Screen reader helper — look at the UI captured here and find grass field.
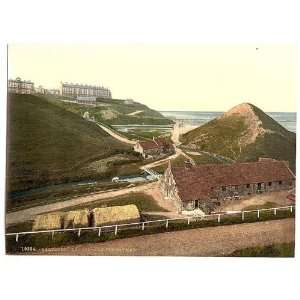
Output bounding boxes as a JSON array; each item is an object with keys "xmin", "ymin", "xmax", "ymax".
[
  {"xmin": 42, "ymin": 95, "xmax": 173, "ymax": 125},
  {"xmin": 6, "ymin": 94, "xmax": 131, "ymax": 195},
  {"xmin": 229, "ymin": 242, "xmax": 295, "ymax": 257},
  {"xmin": 53, "ymin": 192, "xmax": 169, "ymax": 213}
]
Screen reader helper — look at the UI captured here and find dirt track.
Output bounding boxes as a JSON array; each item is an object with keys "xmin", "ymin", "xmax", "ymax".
[
  {"xmin": 35, "ymin": 218, "xmax": 295, "ymax": 256},
  {"xmin": 6, "ymin": 182, "xmax": 160, "ymax": 225}
]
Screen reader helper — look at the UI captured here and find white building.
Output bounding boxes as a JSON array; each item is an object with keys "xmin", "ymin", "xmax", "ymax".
[
  {"xmin": 60, "ymin": 82, "xmax": 112, "ymax": 99},
  {"xmin": 76, "ymin": 96, "xmax": 97, "ymax": 106},
  {"xmin": 35, "ymin": 85, "xmax": 47, "ymax": 95},
  {"xmin": 8, "ymin": 77, "xmax": 35, "ymax": 94},
  {"xmin": 48, "ymin": 89, "xmax": 60, "ymax": 96}
]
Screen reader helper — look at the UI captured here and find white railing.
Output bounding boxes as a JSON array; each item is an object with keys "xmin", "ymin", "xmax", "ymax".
[{"xmin": 6, "ymin": 205, "xmax": 295, "ymax": 242}]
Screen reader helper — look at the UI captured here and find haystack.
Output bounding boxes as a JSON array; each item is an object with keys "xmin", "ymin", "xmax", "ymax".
[
  {"xmin": 32, "ymin": 213, "xmax": 63, "ymax": 231},
  {"xmin": 63, "ymin": 209, "xmax": 89, "ymax": 228},
  {"xmin": 92, "ymin": 204, "xmax": 140, "ymax": 227}
]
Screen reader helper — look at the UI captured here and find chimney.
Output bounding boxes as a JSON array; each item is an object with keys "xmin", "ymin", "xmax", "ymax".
[
  {"xmin": 184, "ymin": 160, "xmax": 193, "ymax": 169},
  {"xmin": 258, "ymin": 157, "xmax": 276, "ymax": 162}
]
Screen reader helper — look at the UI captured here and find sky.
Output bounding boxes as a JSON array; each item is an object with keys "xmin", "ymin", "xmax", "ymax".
[{"xmin": 8, "ymin": 44, "xmax": 297, "ymax": 112}]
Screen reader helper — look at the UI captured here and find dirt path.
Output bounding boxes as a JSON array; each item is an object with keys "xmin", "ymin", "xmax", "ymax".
[
  {"xmin": 96, "ymin": 122, "xmax": 136, "ymax": 145},
  {"xmin": 127, "ymin": 110, "xmax": 144, "ymax": 116},
  {"xmin": 34, "ymin": 218, "xmax": 295, "ymax": 256},
  {"xmin": 140, "ymin": 148, "xmax": 181, "ymax": 170},
  {"xmin": 217, "ymin": 190, "xmax": 294, "ymax": 212},
  {"xmin": 6, "ymin": 182, "xmax": 160, "ymax": 226},
  {"xmin": 143, "ymin": 181, "xmax": 178, "ymax": 213},
  {"xmin": 171, "ymin": 121, "xmax": 181, "ymax": 145}
]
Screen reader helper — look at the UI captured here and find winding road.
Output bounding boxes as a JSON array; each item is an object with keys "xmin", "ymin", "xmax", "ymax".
[
  {"xmin": 95, "ymin": 122, "xmax": 136, "ymax": 145},
  {"xmin": 6, "ymin": 182, "xmax": 159, "ymax": 226}
]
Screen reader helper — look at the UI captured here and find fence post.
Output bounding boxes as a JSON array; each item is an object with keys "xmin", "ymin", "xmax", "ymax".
[
  {"xmin": 242, "ymin": 211, "xmax": 245, "ymax": 221},
  {"xmin": 142, "ymin": 222, "xmax": 145, "ymax": 230},
  {"xmin": 257, "ymin": 210, "xmax": 260, "ymax": 219},
  {"xmin": 98, "ymin": 228, "xmax": 101, "ymax": 237},
  {"xmin": 16, "ymin": 234, "xmax": 18, "ymax": 243},
  {"xmin": 166, "ymin": 219, "xmax": 169, "ymax": 229},
  {"xmin": 274, "ymin": 208, "xmax": 277, "ymax": 215},
  {"xmin": 187, "ymin": 218, "xmax": 190, "ymax": 225},
  {"xmin": 290, "ymin": 206, "xmax": 293, "ymax": 213},
  {"xmin": 217, "ymin": 214, "xmax": 221, "ymax": 223},
  {"xmin": 78, "ymin": 229, "xmax": 81, "ymax": 237},
  {"xmin": 115, "ymin": 225, "xmax": 118, "ymax": 236},
  {"xmin": 52, "ymin": 231, "xmax": 55, "ymax": 240}
]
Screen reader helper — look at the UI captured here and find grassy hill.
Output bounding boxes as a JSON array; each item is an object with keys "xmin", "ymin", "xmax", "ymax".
[
  {"xmin": 181, "ymin": 103, "xmax": 296, "ymax": 172},
  {"xmin": 42, "ymin": 95, "xmax": 173, "ymax": 125},
  {"xmin": 6, "ymin": 94, "xmax": 132, "ymax": 193}
]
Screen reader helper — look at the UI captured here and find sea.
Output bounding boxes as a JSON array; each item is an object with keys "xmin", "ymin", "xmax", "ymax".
[{"xmin": 160, "ymin": 111, "xmax": 297, "ymax": 133}]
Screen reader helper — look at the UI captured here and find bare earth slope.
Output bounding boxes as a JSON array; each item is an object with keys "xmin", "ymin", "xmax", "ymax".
[{"xmin": 181, "ymin": 103, "xmax": 296, "ymax": 171}]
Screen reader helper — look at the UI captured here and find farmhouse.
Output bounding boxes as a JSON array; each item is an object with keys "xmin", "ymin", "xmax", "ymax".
[
  {"xmin": 134, "ymin": 137, "xmax": 174, "ymax": 159},
  {"xmin": 160, "ymin": 158, "xmax": 295, "ymax": 213}
]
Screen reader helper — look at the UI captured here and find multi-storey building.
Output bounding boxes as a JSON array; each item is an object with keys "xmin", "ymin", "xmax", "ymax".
[
  {"xmin": 60, "ymin": 82, "xmax": 112, "ymax": 99},
  {"xmin": 8, "ymin": 77, "xmax": 35, "ymax": 94}
]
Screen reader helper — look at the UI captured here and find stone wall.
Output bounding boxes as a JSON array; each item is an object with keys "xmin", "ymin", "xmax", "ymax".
[{"xmin": 161, "ymin": 164, "xmax": 295, "ymax": 213}]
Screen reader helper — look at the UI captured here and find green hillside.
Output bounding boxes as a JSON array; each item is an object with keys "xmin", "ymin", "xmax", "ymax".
[
  {"xmin": 42, "ymin": 95, "xmax": 173, "ymax": 125},
  {"xmin": 181, "ymin": 103, "xmax": 296, "ymax": 171},
  {"xmin": 6, "ymin": 94, "xmax": 131, "ymax": 193}
]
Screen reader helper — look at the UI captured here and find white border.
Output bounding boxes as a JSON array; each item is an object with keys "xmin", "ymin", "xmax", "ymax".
[{"xmin": 1, "ymin": 1, "xmax": 300, "ymax": 300}]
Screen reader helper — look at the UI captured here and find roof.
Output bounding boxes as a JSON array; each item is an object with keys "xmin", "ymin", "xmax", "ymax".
[
  {"xmin": 171, "ymin": 160, "xmax": 295, "ymax": 202},
  {"xmin": 138, "ymin": 138, "xmax": 171, "ymax": 151}
]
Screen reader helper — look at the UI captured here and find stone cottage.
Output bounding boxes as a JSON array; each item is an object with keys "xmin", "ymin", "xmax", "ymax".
[
  {"xmin": 134, "ymin": 137, "xmax": 174, "ymax": 159},
  {"xmin": 160, "ymin": 158, "xmax": 295, "ymax": 213}
]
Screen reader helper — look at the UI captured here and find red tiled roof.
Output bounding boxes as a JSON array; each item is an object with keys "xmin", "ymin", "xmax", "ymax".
[
  {"xmin": 138, "ymin": 140, "xmax": 161, "ymax": 150},
  {"xmin": 138, "ymin": 138, "xmax": 171, "ymax": 151},
  {"xmin": 171, "ymin": 160, "xmax": 295, "ymax": 202}
]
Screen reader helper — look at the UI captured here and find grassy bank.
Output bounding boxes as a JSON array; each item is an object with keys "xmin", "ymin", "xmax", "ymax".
[
  {"xmin": 6, "ymin": 94, "xmax": 130, "ymax": 194},
  {"xmin": 43, "ymin": 95, "xmax": 173, "ymax": 126},
  {"xmin": 229, "ymin": 242, "xmax": 295, "ymax": 257}
]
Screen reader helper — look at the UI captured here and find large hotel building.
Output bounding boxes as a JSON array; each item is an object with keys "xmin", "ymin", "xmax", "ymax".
[
  {"xmin": 60, "ymin": 82, "xmax": 112, "ymax": 99},
  {"xmin": 8, "ymin": 77, "xmax": 35, "ymax": 94}
]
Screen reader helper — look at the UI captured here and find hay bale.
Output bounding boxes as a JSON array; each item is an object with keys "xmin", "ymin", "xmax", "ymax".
[
  {"xmin": 92, "ymin": 204, "xmax": 140, "ymax": 227},
  {"xmin": 63, "ymin": 209, "xmax": 89, "ymax": 228},
  {"xmin": 32, "ymin": 213, "xmax": 63, "ymax": 231}
]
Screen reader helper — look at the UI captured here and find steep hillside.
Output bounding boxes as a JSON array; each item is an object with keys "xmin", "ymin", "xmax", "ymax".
[
  {"xmin": 6, "ymin": 94, "xmax": 131, "ymax": 193},
  {"xmin": 43, "ymin": 95, "xmax": 173, "ymax": 125},
  {"xmin": 181, "ymin": 103, "xmax": 296, "ymax": 171}
]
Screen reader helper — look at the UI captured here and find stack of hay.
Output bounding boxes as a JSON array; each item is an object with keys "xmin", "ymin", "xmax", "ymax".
[
  {"xmin": 93, "ymin": 204, "xmax": 140, "ymax": 227},
  {"xmin": 63, "ymin": 209, "xmax": 90, "ymax": 228},
  {"xmin": 32, "ymin": 213, "xmax": 63, "ymax": 231}
]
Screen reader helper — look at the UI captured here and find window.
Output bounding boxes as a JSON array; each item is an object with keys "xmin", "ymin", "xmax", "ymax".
[
  {"xmin": 235, "ymin": 186, "xmax": 238, "ymax": 191},
  {"xmin": 222, "ymin": 186, "xmax": 226, "ymax": 191},
  {"xmin": 268, "ymin": 182, "xmax": 272, "ymax": 186},
  {"xmin": 246, "ymin": 184, "xmax": 250, "ymax": 188},
  {"xmin": 279, "ymin": 181, "xmax": 282, "ymax": 185}
]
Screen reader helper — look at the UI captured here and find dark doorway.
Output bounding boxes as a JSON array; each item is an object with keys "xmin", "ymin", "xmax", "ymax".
[{"xmin": 195, "ymin": 200, "xmax": 199, "ymax": 209}]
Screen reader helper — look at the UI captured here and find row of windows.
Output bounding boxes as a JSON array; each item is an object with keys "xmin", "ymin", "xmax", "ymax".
[
  {"xmin": 9, "ymin": 83, "xmax": 33, "ymax": 89},
  {"xmin": 63, "ymin": 88, "xmax": 110, "ymax": 96},
  {"xmin": 221, "ymin": 181, "xmax": 289, "ymax": 191}
]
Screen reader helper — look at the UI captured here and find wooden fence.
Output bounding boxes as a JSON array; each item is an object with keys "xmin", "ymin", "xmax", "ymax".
[{"xmin": 6, "ymin": 205, "xmax": 295, "ymax": 243}]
